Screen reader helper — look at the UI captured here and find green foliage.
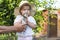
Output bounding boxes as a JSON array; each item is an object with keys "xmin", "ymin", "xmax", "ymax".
[
  {"xmin": 0, "ymin": 0, "xmax": 20, "ymax": 40},
  {"xmin": 0, "ymin": 0, "xmax": 20, "ymax": 26},
  {"xmin": 0, "ymin": 33, "xmax": 17, "ymax": 40}
]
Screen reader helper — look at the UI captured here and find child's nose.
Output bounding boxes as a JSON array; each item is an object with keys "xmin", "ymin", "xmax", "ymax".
[
  {"xmin": 25, "ymin": 10, "xmax": 28, "ymax": 12},
  {"xmin": 24, "ymin": 9, "xmax": 29, "ymax": 14}
]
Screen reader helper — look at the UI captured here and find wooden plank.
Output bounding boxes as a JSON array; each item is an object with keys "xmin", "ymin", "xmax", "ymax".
[{"xmin": 48, "ymin": 14, "xmax": 57, "ymax": 37}]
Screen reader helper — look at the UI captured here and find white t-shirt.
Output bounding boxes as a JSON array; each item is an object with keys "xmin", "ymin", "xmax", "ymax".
[{"xmin": 14, "ymin": 15, "xmax": 36, "ymax": 37}]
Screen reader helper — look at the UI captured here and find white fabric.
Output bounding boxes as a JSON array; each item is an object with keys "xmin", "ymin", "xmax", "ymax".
[
  {"xmin": 14, "ymin": 15, "xmax": 36, "ymax": 40},
  {"xmin": 17, "ymin": 36, "xmax": 33, "ymax": 40},
  {"xmin": 14, "ymin": 15, "xmax": 22, "ymax": 23},
  {"xmin": 24, "ymin": 16, "xmax": 36, "ymax": 36}
]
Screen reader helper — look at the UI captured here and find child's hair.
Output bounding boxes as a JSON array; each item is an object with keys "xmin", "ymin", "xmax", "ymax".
[{"xmin": 19, "ymin": 3, "xmax": 31, "ymax": 15}]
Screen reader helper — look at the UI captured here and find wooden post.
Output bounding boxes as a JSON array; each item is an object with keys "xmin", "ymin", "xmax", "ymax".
[{"xmin": 48, "ymin": 14, "xmax": 57, "ymax": 37}]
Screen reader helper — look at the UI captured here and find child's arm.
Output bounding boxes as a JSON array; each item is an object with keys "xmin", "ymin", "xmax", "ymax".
[
  {"xmin": 27, "ymin": 21, "xmax": 36, "ymax": 29},
  {"xmin": 26, "ymin": 17, "xmax": 36, "ymax": 29}
]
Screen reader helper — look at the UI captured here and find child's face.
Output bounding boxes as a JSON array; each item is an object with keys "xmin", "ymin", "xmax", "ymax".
[{"xmin": 20, "ymin": 6, "xmax": 31, "ymax": 16}]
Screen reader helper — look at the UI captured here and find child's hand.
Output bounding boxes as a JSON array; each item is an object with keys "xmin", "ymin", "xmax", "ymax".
[{"xmin": 26, "ymin": 18, "xmax": 28, "ymax": 25}]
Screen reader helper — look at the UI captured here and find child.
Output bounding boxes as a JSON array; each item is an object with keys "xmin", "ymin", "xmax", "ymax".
[{"xmin": 14, "ymin": 1, "xmax": 36, "ymax": 40}]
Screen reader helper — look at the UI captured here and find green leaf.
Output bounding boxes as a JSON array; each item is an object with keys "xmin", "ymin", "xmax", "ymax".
[{"xmin": 0, "ymin": 0, "xmax": 3, "ymax": 4}]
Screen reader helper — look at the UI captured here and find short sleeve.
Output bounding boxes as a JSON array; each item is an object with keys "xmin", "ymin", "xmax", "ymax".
[
  {"xmin": 14, "ymin": 15, "xmax": 22, "ymax": 24},
  {"xmin": 28, "ymin": 16, "xmax": 36, "ymax": 25}
]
